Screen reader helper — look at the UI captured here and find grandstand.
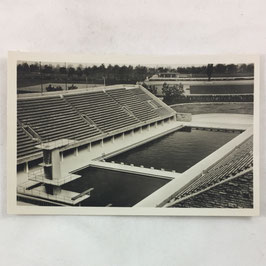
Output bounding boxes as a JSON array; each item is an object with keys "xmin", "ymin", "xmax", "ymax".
[
  {"xmin": 16, "ymin": 84, "xmax": 254, "ymax": 208},
  {"xmin": 165, "ymin": 136, "xmax": 253, "ymax": 207},
  {"xmin": 17, "ymin": 85, "xmax": 174, "ymax": 163}
]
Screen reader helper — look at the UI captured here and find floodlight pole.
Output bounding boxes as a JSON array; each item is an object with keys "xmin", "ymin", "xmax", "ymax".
[
  {"xmin": 40, "ymin": 62, "xmax": 43, "ymax": 94},
  {"xmin": 65, "ymin": 62, "xmax": 68, "ymax": 91}
]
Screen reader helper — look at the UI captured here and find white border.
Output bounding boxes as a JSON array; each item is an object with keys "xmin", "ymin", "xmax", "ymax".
[{"xmin": 7, "ymin": 51, "xmax": 260, "ymax": 216}]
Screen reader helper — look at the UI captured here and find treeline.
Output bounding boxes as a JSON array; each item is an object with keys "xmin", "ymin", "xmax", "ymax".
[
  {"xmin": 175, "ymin": 63, "xmax": 254, "ymax": 75},
  {"xmin": 17, "ymin": 62, "xmax": 254, "ymax": 88}
]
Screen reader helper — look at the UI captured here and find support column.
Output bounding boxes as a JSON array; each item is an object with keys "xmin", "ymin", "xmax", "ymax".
[
  {"xmin": 112, "ymin": 136, "xmax": 115, "ymax": 143},
  {"xmin": 132, "ymin": 130, "xmax": 134, "ymax": 136},
  {"xmin": 88, "ymin": 142, "xmax": 91, "ymax": 151},
  {"xmin": 122, "ymin": 133, "xmax": 125, "ymax": 140},
  {"xmin": 155, "ymin": 122, "xmax": 157, "ymax": 128},
  {"xmin": 75, "ymin": 148, "xmax": 79, "ymax": 156},
  {"xmin": 25, "ymin": 162, "xmax": 29, "ymax": 173},
  {"xmin": 148, "ymin": 124, "xmax": 150, "ymax": 131},
  {"xmin": 60, "ymin": 152, "xmax": 64, "ymax": 162},
  {"xmin": 140, "ymin": 127, "xmax": 143, "ymax": 133},
  {"xmin": 101, "ymin": 139, "xmax": 104, "ymax": 147}
]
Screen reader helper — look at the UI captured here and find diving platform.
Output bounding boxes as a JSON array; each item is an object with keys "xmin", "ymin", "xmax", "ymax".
[
  {"xmin": 35, "ymin": 138, "xmax": 76, "ymax": 150},
  {"xmin": 89, "ymin": 160, "xmax": 180, "ymax": 180},
  {"xmin": 17, "ymin": 185, "xmax": 92, "ymax": 205},
  {"xmin": 28, "ymin": 169, "xmax": 81, "ymax": 186}
]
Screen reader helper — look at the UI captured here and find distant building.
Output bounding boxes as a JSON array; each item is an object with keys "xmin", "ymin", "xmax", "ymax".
[{"xmin": 147, "ymin": 72, "xmax": 193, "ymax": 81}]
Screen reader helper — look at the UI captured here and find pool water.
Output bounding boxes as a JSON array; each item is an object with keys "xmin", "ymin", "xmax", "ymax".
[
  {"xmin": 62, "ymin": 167, "xmax": 169, "ymax": 207},
  {"xmin": 63, "ymin": 127, "xmax": 240, "ymax": 207},
  {"xmin": 107, "ymin": 127, "xmax": 240, "ymax": 173}
]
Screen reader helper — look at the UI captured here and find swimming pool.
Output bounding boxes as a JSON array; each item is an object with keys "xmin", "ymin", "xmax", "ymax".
[
  {"xmin": 107, "ymin": 127, "xmax": 240, "ymax": 173},
  {"xmin": 62, "ymin": 167, "xmax": 169, "ymax": 207},
  {"xmin": 63, "ymin": 127, "xmax": 240, "ymax": 207}
]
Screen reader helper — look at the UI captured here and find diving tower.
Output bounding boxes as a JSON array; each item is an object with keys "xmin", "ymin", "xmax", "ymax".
[{"xmin": 19, "ymin": 139, "xmax": 94, "ymax": 205}]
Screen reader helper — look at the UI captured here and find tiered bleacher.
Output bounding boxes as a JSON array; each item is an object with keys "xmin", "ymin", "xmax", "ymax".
[
  {"xmin": 17, "ymin": 86, "xmax": 174, "ymax": 161},
  {"xmin": 167, "ymin": 136, "xmax": 253, "ymax": 207},
  {"xmin": 64, "ymin": 90, "xmax": 139, "ymax": 132},
  {"xmin": 17, "ymin": 125, "xmax": 40, "ymax": 158},
  {"xmin": 129, "ymin": 88, "xmax": 172, "ymax": 117},
  {"xmin": 17, "ymin": 96, "xmax": 102, "ymax": 143},
  {"xmin": 172, "ymin": 171, "xmax": 253, "ymax": 208},
  {"xmin": 106, "ymin": 88, "xmax": 160, "ymax": 122}
]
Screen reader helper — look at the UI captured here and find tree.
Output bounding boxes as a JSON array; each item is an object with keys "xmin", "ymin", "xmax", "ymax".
[
  {"xmin": 214, "ymin": 64, "xmax": 226, "ymax": 74},
  {"xmin": 206, "ymin": 64, "xmax": 213, "ymax": 81},
  {"xmin": 76, "ymin": 66, "xmax": 83, "ymax": 77},
  {"xmin": 59, "ymin": 67, "xmax": 66, "ymax": 74},
  {"xmin": 246, "ymin": 64, "xmax": 254, "ymax": 74},
  {"xmin": 238, "ymin": 64, "xmax": 247, "ymax": 73},
  {"xmin": 226, "ymin": 64, "xmax": 237, "ymax": 74},
  {"xmin": 67, "ymin": 66, "xmax": 76, "ymax": 77},
  {"xmin": 162, "ymin": 82, "xmax": 184, "ymax": 104}
]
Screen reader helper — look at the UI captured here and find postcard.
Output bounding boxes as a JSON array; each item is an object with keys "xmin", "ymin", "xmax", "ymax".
[{"xmin": 7, "ymin": 52, "xmax": 260, "ymax": 216}]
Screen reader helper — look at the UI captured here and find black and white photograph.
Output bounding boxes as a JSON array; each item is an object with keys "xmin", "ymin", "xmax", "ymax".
[
  {"xmin": 7, "ymin": 52, "xmax": 259, "ymax": 215},
  {"xmin": 2, "ymin": 1, "xmax": 266, "ymax": 266}
]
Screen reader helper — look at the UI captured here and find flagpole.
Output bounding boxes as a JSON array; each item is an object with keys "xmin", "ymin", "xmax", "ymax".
[{"xmin": 40, "ymin": 61, "xmax": 43, "ymax": 94}]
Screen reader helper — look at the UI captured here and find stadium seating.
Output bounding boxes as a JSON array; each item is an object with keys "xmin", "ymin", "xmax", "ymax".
[
  {"xmin": 18, "ymin": 96, "xmax": 102, "ymax": 143},
  {"xmin": 17, "ymin": 87, "xmax": 174, "ymax": 160},
  {"xmin": 168, "ymin": 136, "xmax": 253, "ymax": 205},
  {"xmin": 64, "ymin": 91, "xmax": 139, "ymax": 132},
  {"xmin": 107, "ymin": 88, "xmax": 160, "ymax": 121},
  {"xmin": 17, "ymin": 125, "xmax": 40, "ymax": 158}
]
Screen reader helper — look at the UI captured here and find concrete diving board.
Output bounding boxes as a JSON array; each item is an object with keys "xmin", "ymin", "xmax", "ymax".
[
  {"xmin": 17, "ymin": 185, "xmax": 91, "ymax": 205},
  {"xmin": 71, "ymin": 188, "xmax": 94, "ymax": 201},
  {"xmin": 29, "ymin": 172, "xmax": 82, "ymax": 186},
  {"xmin": 35, "ymin": 138, "xmax": 76, "ymax": 150},
  {"xmin": 89, "ymin": 160, "xmax": 181, "ymax": 180}
]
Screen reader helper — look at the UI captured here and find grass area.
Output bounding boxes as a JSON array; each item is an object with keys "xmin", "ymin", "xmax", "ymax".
[{"xmin": 170, "ymin": 102, "xmax": 253, "ymax": 115}]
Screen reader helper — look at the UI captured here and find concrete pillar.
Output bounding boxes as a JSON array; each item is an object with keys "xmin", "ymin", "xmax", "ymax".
[
  {"xmin": 60, "ymin": 152, "xmax": 64, "ymax": 162},
  {"xmin": 155, "ymin": 122, "xmax": 157, "ymax": 128},
  {"xmin": 148, "ymin": 124, "xmax": 150, "ymax": 131},
  {"xmin": 101, "ymin": 139, "xmax": 104, "ymax": 147},
  {"xmin": 122, "ymin": 133, "xmax": 125, "ymax": 140},
  {"xmin": 162, "ymin": 120, "xmax": 165, "ymax": 126},
  {"xmin": 112, "ymin": 136, "xmax": 115, "ymax": 143},
  {"xmin": 25, "ymin": 162, "xmax": 29, "ymax": 173},
  {"xmin": 132, "ymin": 130, "xmax": 134, "ymax": 136},
  {"xmin": 75, "ymin": 148, "xmax": 79, "ymax": 156},
  {"xmin": 140, "ymin": 127, "xmax": 143, "ymax": 133},
  {"xmin": 88, "ymin": 143, "xmax": 91, "ymax": 151}
]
